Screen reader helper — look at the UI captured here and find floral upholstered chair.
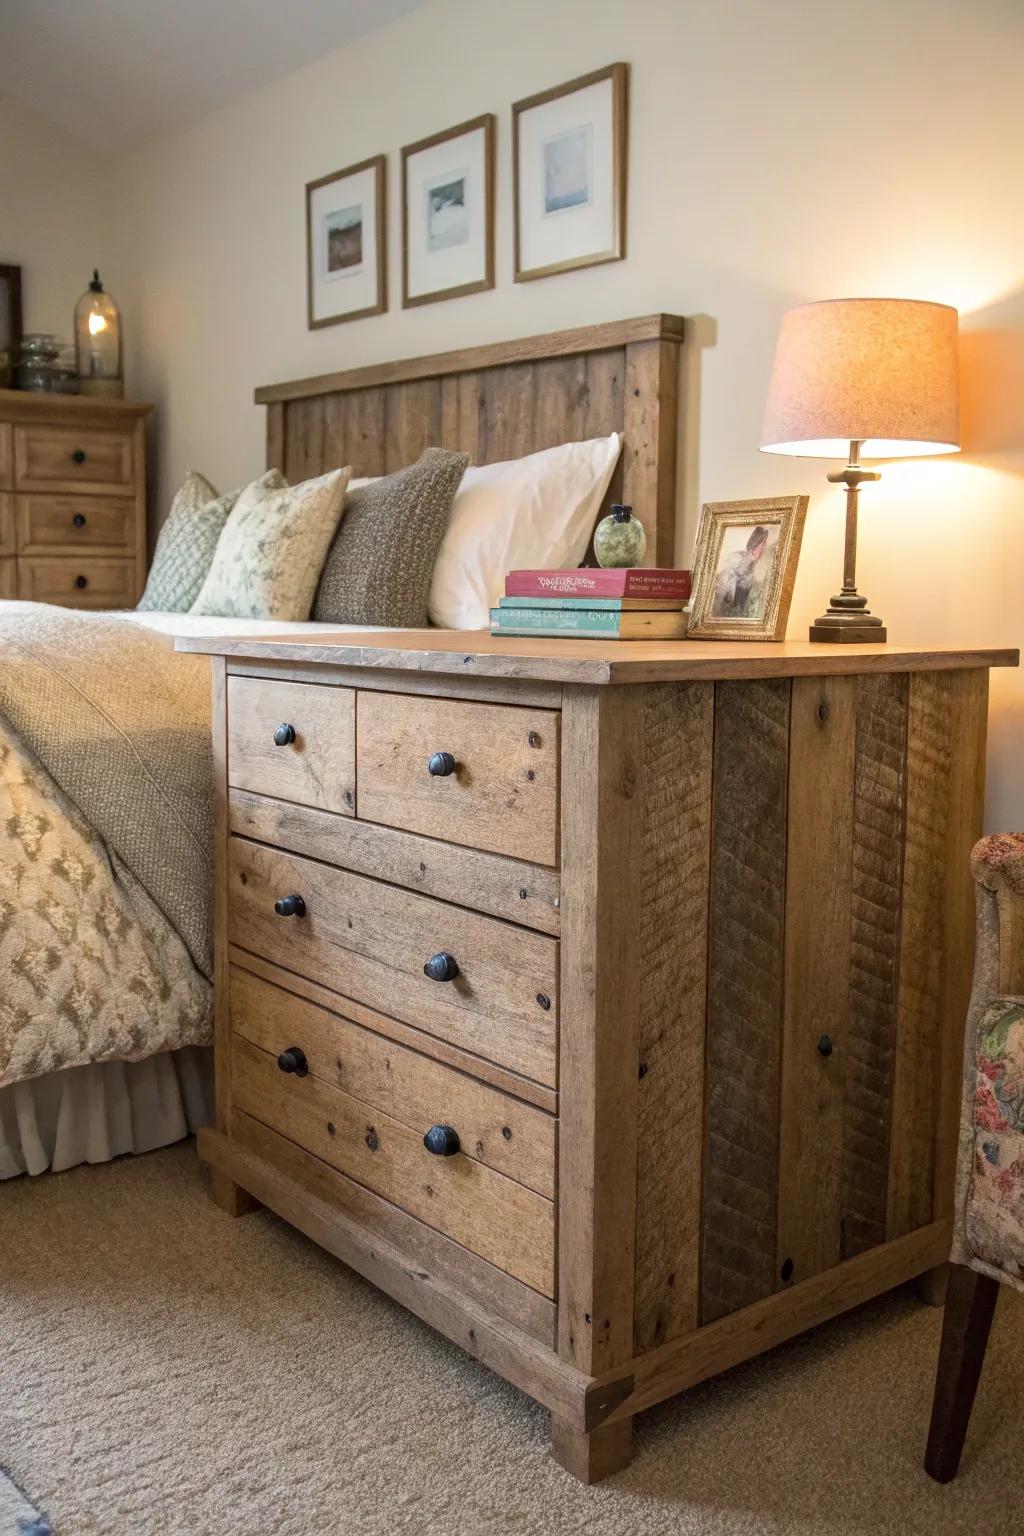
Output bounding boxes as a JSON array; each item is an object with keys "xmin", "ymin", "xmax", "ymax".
[{"xmin": 925, "ymin": 833, "xmax": 1024, "ymax": 1482}]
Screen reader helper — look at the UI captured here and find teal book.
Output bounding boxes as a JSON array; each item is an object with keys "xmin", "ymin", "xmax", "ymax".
[
  {"xmin": 491, "ymin": 606, "xmax": 688, "ymax": 640},
  {"xmin": 496, "ymin": 594, "xmax": 684, "ymax": 613}
]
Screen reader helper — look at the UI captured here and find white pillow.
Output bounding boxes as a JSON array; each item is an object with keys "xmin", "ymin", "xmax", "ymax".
[{"xmin": 427, "ymin": 434, "xmax": 622, "ymax": 630}]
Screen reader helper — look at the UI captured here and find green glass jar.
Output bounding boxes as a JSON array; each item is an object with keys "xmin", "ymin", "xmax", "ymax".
[{"xmin": 594, "ymin": 504, "xmax": 647, "ymax": 569}]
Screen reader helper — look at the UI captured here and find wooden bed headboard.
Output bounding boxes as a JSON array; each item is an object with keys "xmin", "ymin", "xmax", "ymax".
[{"xmin": 254, "ymin": 314, "xmax": 684, "ymax": 566}]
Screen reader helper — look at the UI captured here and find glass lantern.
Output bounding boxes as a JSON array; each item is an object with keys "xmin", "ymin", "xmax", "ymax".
[{"xmin": 74, "ymin": 270, "xmax": 123, "ymax": 397}]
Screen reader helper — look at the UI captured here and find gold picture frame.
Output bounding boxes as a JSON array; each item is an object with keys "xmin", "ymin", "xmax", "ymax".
[
  {"xmin": 402, "ymin": 113, "xmax": 496, "ymax": 308},
  {"xmin": 688, "ymin": 495, "xmax": 809, "ymax": 642},
  {"xmin": 513, "ymin": 62, "xmax": 628, "ymax": 283},
  {"xmin": 306, "ymin": 154, "xmax": 387, "ymax": 330}
]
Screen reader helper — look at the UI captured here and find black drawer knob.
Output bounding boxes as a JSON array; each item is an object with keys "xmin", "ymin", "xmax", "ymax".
[
  {"xmin": 274, "ymin": 894, "xmax": 306, "ymax": 918},
  {"xmin": 277, "ymin": 1046, "xmax": 308, "ymax": 1076},
  {"xmin": 71, "ymin": 448, "xmax": 87, "ymax": 465},
  {"xmin": 273, "ymin": 722, "xmax": 296, "ymax": 746},
  {"xmin": 423, "ymin": 1124, "xmax": 460, "ymax": 1157},
  {"xmin": 427, "ymin": 751, "xmax": 456, "ymax": 777},
  {"xmin": 72, "ymin": 513, "xmax": 87, "ymax": 528},
  {"xmin": 817, "ymin": 1033, "xmax": 834, "ymax": 1057},
  {"xmin": 75, "ymin": 575, "xmax": 88, "ymax": 589},
  {"xmin": 423, "ymin": 951, "xmax": 459, "ymax": 983}
]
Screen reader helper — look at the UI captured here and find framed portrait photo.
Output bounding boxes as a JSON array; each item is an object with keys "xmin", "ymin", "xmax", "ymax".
[
  {"xmin": 513, "ymin": 62, "xmax": 628, "ymax": 283},
  {"xmin": 402, "ymin": 113, "xmax": 495, "ymax": 308},
  {"xmin": 306, "ymin": 154, "xmax": 387, "ymax": 330},
  {"xmin": 688, "ymin": 496, "xmax": 809, "ymax": 642}
]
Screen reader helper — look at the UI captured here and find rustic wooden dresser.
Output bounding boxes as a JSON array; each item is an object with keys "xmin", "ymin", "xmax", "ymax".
[
  {"xmin": 0, "ymin": 390, "xmax": 152, "ymax": 607},
  {"xmin": 184, "ymin": 629, "xmax": 1016, "ymax": 1483}
]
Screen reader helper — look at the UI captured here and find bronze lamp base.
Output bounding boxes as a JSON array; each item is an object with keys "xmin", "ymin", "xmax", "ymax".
[{"xmin": 809, "ymin": 440, "xmax": 886, "ymax": 644}]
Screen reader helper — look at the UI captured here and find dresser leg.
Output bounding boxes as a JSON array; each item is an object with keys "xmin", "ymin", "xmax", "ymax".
[
  {"xmin": 210, "ymin": 1169, "xmax": 261, "ymax": 1217},
  {"xmin": 550, "ymin": 1416, "xmax": 633, "ymax": 1483}
]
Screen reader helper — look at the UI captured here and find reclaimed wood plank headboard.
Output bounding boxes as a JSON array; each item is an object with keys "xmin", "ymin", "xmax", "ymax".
[{"xmin": 254, "ymin": 313, "xmax": 684, "ymax": 566}]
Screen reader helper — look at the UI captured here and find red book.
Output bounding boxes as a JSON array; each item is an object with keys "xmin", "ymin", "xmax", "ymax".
[{"xmin": 505, "ymin": 567, "xmax": 691, "ymax": 600}]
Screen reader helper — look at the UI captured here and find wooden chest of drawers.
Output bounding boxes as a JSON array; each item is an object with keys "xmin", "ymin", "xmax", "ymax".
[
  {"xmin": 189, "ymin": 630, "xmax": 1015, "ymax": 1483},
  {"xmin": 0, "ymin": 391, "xmax": 152, "ymax": 607}
]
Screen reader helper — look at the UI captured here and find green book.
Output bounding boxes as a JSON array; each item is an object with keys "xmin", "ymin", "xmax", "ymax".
[
  {"xmin": 491, "ymin": 606, "xmax": 688, "ymax": 640},
  {"xmin": 496, "ymin": 594, "xmax": 684, "ymax": 613}
]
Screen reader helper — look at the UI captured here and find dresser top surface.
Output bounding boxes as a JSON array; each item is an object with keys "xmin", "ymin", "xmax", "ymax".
[
  {"xmin": 176, "ymin": 629, "xmax": 1019, "ymax": 686},
  {"xmin": 0, "ymin": 389, "xmax": 153, "ymax": 423}
]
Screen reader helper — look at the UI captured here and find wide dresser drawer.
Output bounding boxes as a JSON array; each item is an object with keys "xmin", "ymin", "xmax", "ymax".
[
  {"xmin": 14, "ymin": 424, "xmax": 135, "ymax": 494},
  {"xmin": 16, "ymin": 493, "xmax": 135, "ymax": 552},
  {"xmin": 229, "ymin": 967, "xmax": 555, "ymax": 1295},
  {"xmin": 227, "ymin": 675, "xmax": 355, "ymax": 815},
  {"xmin": 356, "ymin": 691, "xmax": 559, "ymax": 866},
  {"xmin": 17, "ymin": 556, "xmax": 136, "ymax": 608},
  {"xmin": 228, "ymin": 836, "xmax": 558, "ymax": 1087}
]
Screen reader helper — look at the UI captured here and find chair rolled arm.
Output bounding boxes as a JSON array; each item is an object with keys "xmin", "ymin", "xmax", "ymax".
[
  {"xmin": 971, "ymin": 833, "xmax": 1024, "ymax": 894},
  {"xmin": 971, "ymin": 834, "xmax": 1024, "ymax": 996}
]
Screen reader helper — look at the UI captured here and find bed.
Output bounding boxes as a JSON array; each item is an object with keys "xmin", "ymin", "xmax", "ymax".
[{"xmin": 0, "ymin": 313, "xmax": 684, "ymax": 1177}]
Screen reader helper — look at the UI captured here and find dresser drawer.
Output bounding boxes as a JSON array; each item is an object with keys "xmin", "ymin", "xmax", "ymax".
[
  {"xmin": 230, "ymin": 1023, "xmax": 554, "ymax": 1293},
  {"xmin": 228, "ymin": 837, "xmax": 558, "ymax": 1087},
  {"xmin": 356, "ymin": 691, "xmax": 559, "ymax": 866},
  {"xmin": 0, "ymin": 494, "xmax": 12, "ymax": 557},
  {"xmin": 0, "ymin": 424, "xmax": 10, "ymax": 489},
  {"xmin": 230, "ymin": 966, "xmax": 555, "ymax": 1198},
  {"xmin": 16, "ymin": 494, "xmax": 134, "ymax": 553},
  {"xmin": 0, "ymin": 558, "xmax": 15, "ymax": 599},
  {"xmin": 17, "ymin": 556, "xmax": 136, "ymax": 609},
  {"xmin": 14, "ymin": 424, "xmax": 134, "ymax": 494},
  {"xmin": 227, "ymin": 676, "xmax": 355, "ymax": 816}
]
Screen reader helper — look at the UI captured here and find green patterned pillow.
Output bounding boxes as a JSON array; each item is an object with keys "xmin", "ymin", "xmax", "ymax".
[
  {"xmin": 190, "ymin": 467, "xmax": 351, "ymax": 621},
  {"xmin": 313, "ymin": 448, "xmax": 469, "ymax": 626},
  {"xmin": 138, "ymin": 469, "xmax": 287, "ymax": 612}
]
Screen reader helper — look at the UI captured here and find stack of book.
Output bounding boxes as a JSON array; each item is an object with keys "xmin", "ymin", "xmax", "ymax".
[{"xmin": 491, "ymin": 567, "xmax": 692, "ymax": 640}]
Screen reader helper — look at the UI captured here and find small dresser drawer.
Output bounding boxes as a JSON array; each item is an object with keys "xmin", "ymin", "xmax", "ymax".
[
  {"xmin": 356, "ymin": 691, "xmax": 560, "ymax": 866},
  {"xmin": 230, "ymin": 967, "xmax": 555, "ymax": 1197},
  {"xmin": 0, "ymin": 493, "xmax": 13, "ymax": 557},
  {"xmin": 227, "ymin": 676, "xmax": 355, "ymax": 816},
  {"xmin": 17, "ymin": 556, "xmax": 136, "ymax": 609},
  {"xmin": 229, "ymin": 990, "xmax": 555, "ymax": 1295},
  {"xmin": 228, "ymin": 837, "xmax": 558, "ymax": 1087},
  {"xmin": 14, "ymin": 424, "xmax": 134, "ymax": 495},
  {"xmin": 16, "ymin": 494, "xmax": 134, "ymax": 553},
  {"xmin": 0, "ymin": 558, "xmax": 15, "ymax": 599}
]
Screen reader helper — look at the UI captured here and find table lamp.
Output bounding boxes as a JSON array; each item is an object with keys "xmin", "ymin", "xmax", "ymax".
[{"xmin": 760, "ymin": 298, "xmax": 959, "ymax": 642}]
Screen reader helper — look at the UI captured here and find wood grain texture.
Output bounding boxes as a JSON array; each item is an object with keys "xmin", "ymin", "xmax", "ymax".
[
  {"xmin": 356, "ymin": 690, "xmax": 559, "ymax": 866},
  {"xmin": 227, "ymin": 675, "xmax": 355, "ymax": 816},
  {"xmin": 841, "ymin": 673, "xmax": 907, "ymax": 1259},
  {"xmin": 777, "ymin": 676, "xmax": 856, "ymax": 1285},
  {"xmin": 622, "ymin": 339, "xmax": 678, "ymax": 566},
  {"xmin": 16, "ymin": 556, "xmax": 136, "ymax": 608},
  {"xmin": 231, "ymin": 1032, "xmax": 555, "ymax": 1294},
  {"xmin": 229, "ymin": 788, "xmax": 561, "ymax": 934},
  {"xmin": 13, "ymin": 423, "xmax": 134, "ymax": 494},
  {"xmin": 0, "ymin": 422, "xmax": 12, "ymax": 488},
  {"xmin": 0, "ymin": 557, "xmax": 15, "ymax": 597},
  {"xmin": 633, "ymin": 682, "xmax": 713, "ymax": 1353},
  {"xmin": 228, "ymin": 836, "xmax": 558, "ymax": 1086},
  {"xmin": 230, "ymin": 965, "xmax": 556, "ymax": 1197},
  {"xmin": 211, "ymin": 659, "xmax": 232, "ymax": 1134},
  {"xmin": 15, "ymin": 493, "xmax": 134, "ymax": 553},
  {"xmin": 283, "ymin": 397, "xmax": 325, "ymax": 483},
  {"xmin": 557, "ymin": 686, "xmax": 643, "ymax": 1376},
  {"xmin": 0, "ymin": 493, "xmax": 12, "ymax": 555},
  {"xmin": 225, "ymin": 657, "xmax": 561, "ymax": 711},
  {"xmin": 383, "ymin": 379, "xmax": 441, "ymax": 470},
  {"xmin": 227, "ymin": 1111, "xmax": 556, "ymax": 1345},
  {"xmin": 701, "ymin": 679, "xmax": 790, "ymax": 1324}
]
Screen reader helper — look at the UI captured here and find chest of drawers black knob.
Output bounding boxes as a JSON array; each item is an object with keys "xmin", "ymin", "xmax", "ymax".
[
  {"xmin": 72, "ymin": 513, "xmax": 87, "ymax": 528},
  {"xmin": 71, "ymin": 448, "xmax": 87, "ymax": 465},
  {"xmin": 277, "ymin": 1046, "xmax": 308, "ymax": 1076},
  {"xmin": 427, "ymin": 751, "xmax": 456, "ymax": 777},
  {"xmin": 75, "ymin": 575, "xmax": 88, "ymax": 589},
  {"xmin": 423, "ymin": 951, "xmax": 459, "ymax": 982},
  {"xmin": 423, "ymin": 1124, "xmax": 460, "ymax": 1157},
  {"xmin": 274, "ymin": 723, "xmax": 296, "ymax": 746},
  {"xmin": 274, "ymin": 893, "xmax": 306, "ymax": 918}
]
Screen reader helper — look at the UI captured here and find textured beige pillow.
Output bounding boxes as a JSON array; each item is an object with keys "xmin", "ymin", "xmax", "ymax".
[{"xmin": 190, "ymin": 467, "xmax": 351, "ymax": 620}]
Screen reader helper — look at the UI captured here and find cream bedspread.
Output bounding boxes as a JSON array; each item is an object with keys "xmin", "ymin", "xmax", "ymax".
[{"xmin": 0, "ymin": 606, "xmax": 213, "ymax": 1089}]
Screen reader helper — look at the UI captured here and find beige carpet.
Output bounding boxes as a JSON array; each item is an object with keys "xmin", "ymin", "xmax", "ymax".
[{"xmin": 1, "ymin": 1143, "xmax": 1021, "ymax": 1536}]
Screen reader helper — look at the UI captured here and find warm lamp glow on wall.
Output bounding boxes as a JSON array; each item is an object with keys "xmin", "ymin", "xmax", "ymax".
[{"xmin": 760, "ymin": 298, "xmax": 960, "ymax": 642}]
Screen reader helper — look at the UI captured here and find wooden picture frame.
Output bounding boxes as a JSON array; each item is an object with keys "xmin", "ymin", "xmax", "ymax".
[
  {"xmin": 306, "ymin": 155, "xmax": 387, "ymax": 330},
  {"xmin": 0, "ymin": 264, "xmax": 23, "ymax": 385},
  {"xmin": 688, "ymin": 495, "xmax": 809, "ymax": 642},
  {"xmin": 513, "ymin": 62, "xmax": 628, "ymax": 283},
  {"xmin": 402, "ymin": 113, "xmax": 495, "ymax": 309}
]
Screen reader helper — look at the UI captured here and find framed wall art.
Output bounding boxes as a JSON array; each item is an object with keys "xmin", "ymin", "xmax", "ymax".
[
  {"xmin": 402, "ymin": 113, "xmax": 495, "ymax": 308},
  {"xmin": 512, "ymin": 62, "xmax": 628, "ymax": 283},
  {"xmin": 687, "ymin": 495, "xmax": 809, "ymax": 641},
  {"xmin": 306, "ymin": 155, "xmax": 387, "ymax": 329},
  {"xmin": 0, "ymin": 264, "xmax": 23, "ymax": 386}
]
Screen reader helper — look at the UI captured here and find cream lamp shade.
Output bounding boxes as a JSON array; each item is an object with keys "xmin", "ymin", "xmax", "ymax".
[{"xmin": 760, "ymin": 297, "xmax": 960, "ymax": 459}]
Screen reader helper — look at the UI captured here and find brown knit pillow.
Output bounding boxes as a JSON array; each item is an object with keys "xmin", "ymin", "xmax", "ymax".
[{"xmin": 313, "ymin": 448, "xmax": 469, "ymax": 626}]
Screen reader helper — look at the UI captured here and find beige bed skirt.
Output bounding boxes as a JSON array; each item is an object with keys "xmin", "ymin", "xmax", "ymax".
[{"xmin": 0, "ymin": 1047, "xmax": 213, "ymax": 1179}]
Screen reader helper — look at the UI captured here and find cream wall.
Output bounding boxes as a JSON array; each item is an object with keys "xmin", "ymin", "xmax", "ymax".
[
  {"xmin": 0, "ymin": 93, "xmax": 111, "ymax": 336},
  {"xmin": 113, "ymin": 0, "xmax": 1024, "ymax": 827}
]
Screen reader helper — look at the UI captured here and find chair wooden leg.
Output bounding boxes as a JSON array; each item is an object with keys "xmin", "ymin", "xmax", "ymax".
[
  {"xmin": 916, "ymin": 1263, "xmax": 949, "ymax": 1307},
  {"xmin": 924, "ymin": 1263, "xmax": 1000, "ymax": 1483},
  {"xmin": 550, "ymin": 1416, "xmax": 633, "ymax": 1483}
]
